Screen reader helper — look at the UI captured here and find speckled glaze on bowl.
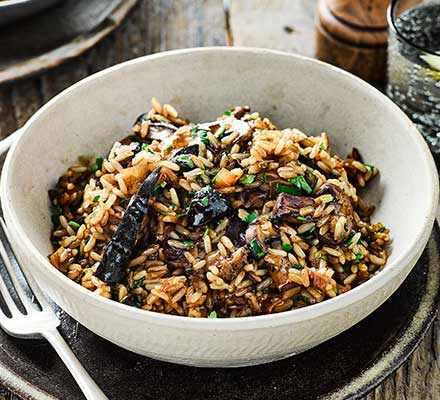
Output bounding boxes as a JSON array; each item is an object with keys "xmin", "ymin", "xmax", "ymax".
[{"xmin": 1, "ymin": 48, "xmax": 438, "ymax": 367}]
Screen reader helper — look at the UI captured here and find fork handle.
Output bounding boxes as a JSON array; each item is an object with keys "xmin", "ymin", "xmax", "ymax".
[{"xmin": 42, "ymin": 329, "xmax": 108, "ymax": 400}]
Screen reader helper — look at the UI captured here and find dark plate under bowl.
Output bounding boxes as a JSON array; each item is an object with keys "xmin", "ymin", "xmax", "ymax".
[{"xmin": 0, "ymin": 224, "xmax": 439, "ymax": 400}]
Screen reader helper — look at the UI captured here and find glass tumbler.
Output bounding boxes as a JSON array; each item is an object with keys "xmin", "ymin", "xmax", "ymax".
[{"xmin": 387, "ymin": 0, "xmax": 440, "ymax": 157}]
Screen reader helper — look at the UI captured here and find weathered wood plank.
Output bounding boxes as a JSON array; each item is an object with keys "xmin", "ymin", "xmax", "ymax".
[{"xmin": 229, "ymin": 0, "xmax": 317, "ymax": 57}]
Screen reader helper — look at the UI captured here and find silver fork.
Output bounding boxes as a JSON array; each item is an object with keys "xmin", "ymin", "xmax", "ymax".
[{"xmin": 0, "ymin": 218, "xmax": 108, "ymax": 400}]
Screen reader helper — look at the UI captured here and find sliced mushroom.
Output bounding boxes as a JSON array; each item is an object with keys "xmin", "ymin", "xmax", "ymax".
[
  {"xmin": 216, "ymin": 247, "xmax": 248, "ymax": 283},
  {"xmin": 272, "ymin": 193, "xmax": 316, "ymax": 223},
  {"xmin": 187, "ymin": 186, "xmax": 232, "ymax": 227},
  {"xmin": 95, "ymin": 168, "xmax": 162, "ymax": 283},
  {"xmin": 318, "ymin": 182, "xmax": 353, "ymax": 245}
]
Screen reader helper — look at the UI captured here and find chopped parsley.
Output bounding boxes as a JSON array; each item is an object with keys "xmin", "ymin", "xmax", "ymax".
[
  {"xmin": 93, "ymin": 195, "xmax": 100, "ymax": 202},
  {"xmin": 345, "ymin": 232, "xmax": 356, "ymax": 246},
  {"xmin": 275, "ymin": 183, "xmax": 301, "ymax": 196},
  {"xmin": 141, "ymin": 143, "xmax": 154, "ymax": 153},
  {"xmin": 191, "ymin": 127, "xmax": 198, "ymax": 138},
  {"xmin": 243, "ymin": 213, "xmax": 258, "ymax": 224},
  {"xmin": 288, "ymin": 175, "xmax": 313, "ymax": 194},
  {"xmin": 343, "ymin": 263, "xmax": 352, "ymax": 274},
  {"xmin": 68, "ymin": 221, "xmax": 80, "ymax": 229},
  {"xmin": 133, "ymin": 294, "xmax": 143, "ymax": 307},
  {"xmin": 294, "ymin": 294, "xmax": 310, "ymax": 304},
  {"xmin": 198, "ymin": 130, "xmax": 209, "ymax": 144},
  {"xmin": 183, "ymin": 240, "xmax": 194, "ymax": 247},
  {"xmin": 201, "ymin": 196, "xmax": 209, "ymax": 207},
  {"xmin": 292, "ymin": 263, "xmax": 303, "ymax": 270},
  {"xmin": 169, "ymin": 201, "xmax": 177, "ymax": 209},
  {"xmin": 282, "ymin": 242, "xmax": 293, "ymax": 252},
  {"xmin": 239, "ymin": 174, "xmax": 256, "ymax": 185},
  {"xmin": 208, "ymin": 311, "xmax": 218, "ymax": 318},
  {"xmin": 249, "ymin": 238, "xmax": 265, "ymax": 258},
  {"xmin": 320, "ymin": 254, "xmax": 327, "ymax": 260},
  {"xmin": 153, "ymin": 181, "xmax": 167, "ymax": 195},
  {"xmin": 203, "ymin": 228, "xmax": 210, "ymax": 237},
  {"xmin": 297, "ymin": 216, "xmax": 307, "ymax": 222},
  {"xmin": 319, "ymin": 141, "xmax": 324, "ymax": 151},
  {"xmin": 365, "ymin": 164, "xmax": 375, "ymax": 172},
  {"xmin": 174, "ymin": 154, "xmax": 194, "ymax": 169},
  {"xmin": 224, "ymin": 110, "xmax": 232, "ymax": 116},
  {"xmin": 51, "ymin": 205, "xmax": 63, "ymax": 225},
  {"xmin": 90, "ymin": 157, "xmax": 103, "ymax": 173},
  {"xmin": 134, "ymin": 278, "xmax": 145, "ymax": 288},
  {"xmin": 354, "ymin": 251, "xmax": 363, "ymax": 263},
  {"xmin": 262, "ymin": 172, "xmax": 268, "ymax": 182},
  {"xmin": 163, "ymin": 143, "xmax": 173, "ymax": 152}
]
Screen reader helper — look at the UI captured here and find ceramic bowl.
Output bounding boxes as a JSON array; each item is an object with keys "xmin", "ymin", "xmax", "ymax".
[{"xmin": 1, "ymin": 48, "xmax": 438, "ymax": 367}]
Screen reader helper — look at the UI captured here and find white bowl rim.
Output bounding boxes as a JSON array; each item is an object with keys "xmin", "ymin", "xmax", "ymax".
[{"xmin": 1, "ymin": 46, "xmax": 438, "ymax": 330}]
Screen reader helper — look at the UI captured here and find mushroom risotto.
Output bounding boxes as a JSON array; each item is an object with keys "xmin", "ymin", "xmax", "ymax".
[{"xmin": 48, "ymin": 98, "xmax": 391, "ymax": 318}]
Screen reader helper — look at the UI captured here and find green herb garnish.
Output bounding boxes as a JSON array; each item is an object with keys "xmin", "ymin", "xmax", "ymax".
[
  {"xmin": 208, "ymin": 310, "xmax": 218, "ymax": 318},
  {"xmin": 319, "ymin": 141, "xmax": 324, "ymax": 151},
  {"xmin": 201, "ymin": 196, "xmax": 209, "ymax": 207},
  {"xmin": 198, "ymin": 130, "xmax": 209, "ymax": 144},
  {"xmin": 343, "ymin": 263, "xmax": 352, "ymax": 274},
  {"xmin": 365, "ymin": 164, "xmax": 375, "ymax": 172},
  {"xmin": 345, "ymin": 231, "xmax": 356, "ymax": 247},
  {"xmin": 191, "ymin": 127, "xmax": 198, "ymax": 138},
  {"xmin": 224, "ymin": 110, "xmax": 232, "ymax": 116},
  {"xmin": 153, "ymin": 181, "xmax": 167, "ymax": 195},
  {"xmin": 354, "ymin": 251, "xmax": 363, "ymax": 263},
  {"xmin": 292, "ymin": 263, "xmax": 303, "ymax": 270},
  {"xmin": 282, "ymin": 242, "xmax": 293, "ymax": 252},
  {"xmin": 174, "ymin": 154, "xmax": 194, "ymax": 169},
  {"xmin": 249, "ymin": 238, "xmax": 265, "ymax": 258},
  {"xmin": 275, "ymin": 183, "xmax": 301, "ymax": 196},
  {"xmin": 262, "ymin": 172, "xmax": 268, "ymax": 182},
  {"xmin": 68, "ymin": 221, "xmax": 80, "ymax": 229},
  {"xmin": 183, "ymin": 240, "xmax": 194, "ymax": 247},
  {"xmin": 294, "ymin": 294, "xmax": 310, "ymax": 303},
  {"xmin": 90, "ymin": 157, "xmax": 103, "ymax": 173},
  {"xmin": 239, "ymin": 174, "xmax": 256, "ymax": 185},
  {"xmin": 243, "ymin": 213, "xmax": 258, "ymax": 224},
  {"xmin": 288, "ymin": 175, "xmax": 313, "ymax": 194},
  {"xmin": 320, "ymin": 254, "xmax": 327, "ymax": 260},
  {"xmin": 134, "ymin": 278, "xmax": 145, "ymax": 288},
  {"xmin": 93, "ymin": 195, "xmax": 100, "ymax": 202},
  {"xmin": 169, "ymin": 201, "xmax": 177, "ymax": 209},
  {"xmin": 51, "ymin": 205, "xmax": 64, "ymax": 225},
  {"xmin": 164, "ymin": 143, "xmax": 173, "ymax": 152},
  {"xmin": 297, "ymin": 216, "xmax": 307, "ymax": 222}
]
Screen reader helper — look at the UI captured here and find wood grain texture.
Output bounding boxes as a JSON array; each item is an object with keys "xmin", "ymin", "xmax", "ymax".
[
  {"xmin": 0, "ymin": 0, "xmax": 437, "ymax": 399},
  {"xmin": 327, "ymin": 0, "xmax": 390, "ymax": 28}
]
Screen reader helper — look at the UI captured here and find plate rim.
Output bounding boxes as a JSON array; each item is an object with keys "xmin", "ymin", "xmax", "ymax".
[{"xmin": 0, "ymin": 0, "xmax": 138, "ymax": 86}]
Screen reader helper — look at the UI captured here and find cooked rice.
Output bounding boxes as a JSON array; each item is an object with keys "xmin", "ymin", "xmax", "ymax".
[{"xmin": 48, "ymin": 99, "xmax": 391, "ymax": 318}]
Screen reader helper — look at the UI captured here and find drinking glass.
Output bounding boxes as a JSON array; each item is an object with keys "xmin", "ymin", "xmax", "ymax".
[{"xmin": 387, "ymin": 0, "xmax": 440, "ymax": 157}]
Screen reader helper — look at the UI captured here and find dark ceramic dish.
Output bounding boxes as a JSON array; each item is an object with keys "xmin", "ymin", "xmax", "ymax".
[{"xmin": 0, "ymin": 224, "xmax": 438, "ymax": 400}]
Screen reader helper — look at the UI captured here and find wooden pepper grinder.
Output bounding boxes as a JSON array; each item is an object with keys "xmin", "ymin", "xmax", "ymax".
[{"xmin": 315, "ymin": 0, "xmax": 390, "ymax": 83}]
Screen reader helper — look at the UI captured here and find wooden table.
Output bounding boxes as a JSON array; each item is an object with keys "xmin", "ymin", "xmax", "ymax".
[{"xmin": 0, "ymin": 1, "xmax": 437, "ymax": 399}]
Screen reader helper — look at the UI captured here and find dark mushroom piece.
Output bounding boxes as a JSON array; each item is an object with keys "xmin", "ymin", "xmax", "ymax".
[
  {"xmin": 272, "ymin": 193, "xmax": 316, "ymax": 223},
  {"xmin": 226, "ymin": 217, "xmax": 247, "ymax": 247},
  {"xmin": 231, "ymin": 105, "xmax": 250, "ymax": 119},
  {"xmin": 133, "ymin": 113, "xmax": 178, "ymax": 141},
  {"xmin": 95, "ymin": 168, "xmax": 162, "ymax": 283},
  {"xmin": 187, "ymin": 186, "xmax": 232, "ymax": 227},
  {"xmin": 317, "ymin": 182, "xmax": 353, "ymax": 245}
]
